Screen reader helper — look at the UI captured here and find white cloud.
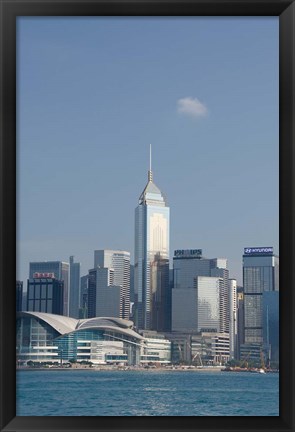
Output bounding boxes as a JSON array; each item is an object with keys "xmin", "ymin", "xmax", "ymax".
[{"xmin": 177, "ymin": 97, "xmax": 208, "ymax": 118}]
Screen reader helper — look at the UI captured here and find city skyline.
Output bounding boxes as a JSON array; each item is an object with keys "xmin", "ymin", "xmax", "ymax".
[{"xmin": 17, "ymin": 17, "xmax": 279, "ymax": 285}]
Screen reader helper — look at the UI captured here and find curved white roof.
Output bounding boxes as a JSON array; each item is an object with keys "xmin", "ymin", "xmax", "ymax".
[
  {"xmin": 77, "ymin": 316, "xmax": 134, "ymax": 330},
  {"xmin": 17, "ymin": 312, "xmax": 143, "ymax": 340},
  {"xmin": 18, "ymin": 311, "xmax": 78, "ymax": 335}
]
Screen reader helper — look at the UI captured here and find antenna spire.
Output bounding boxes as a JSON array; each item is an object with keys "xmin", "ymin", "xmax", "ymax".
[
  {"xmin": 150, "ymin": 144, "xmax": 152, "ymax": 171},
  {"xmin": 148, "ymin": 144, "xmax": 153, "ymax": 182}
]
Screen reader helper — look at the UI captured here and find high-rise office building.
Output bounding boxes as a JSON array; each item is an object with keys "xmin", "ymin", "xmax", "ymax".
[
  {"xmin": 171, "ymin": 275, "xmax": 222, "ymax": 333},
  {"xmin": 263, "ymin": 290, "xmax": 279, "ymax": 363},
  {"xmin": 29, "ymin": 261, "xmax": 69, "ymax": 316},
  {"xmin": 79, "ymin": 274, "xmax": 89, "ymax": 319},
  {"xmin": 87, "ymin": 267, "xmax": 121, "ymax": 318},
  {"xmin": 172, "ymin": 250, "xmax": 229, "ymax": 334},
  {"xmin": 242, "ymin": 247, "xmax": 279, "ymax": 362},
  {"xmin": 195, "ymin": 276, "xmax": 222, "ymax": 333},
  {"xmin": 236, "ymin": 286, "xmax": 244, "ymax": 359},
  {"xmin": 130, "ymin": 264, "xmax": 135, "ymax": 303},
  {"xmin": 27, "ymin": 273, "xmax": 64, "ymax": 314},
  {"xmin": 16, "ymin": 281, "xmax": 23, "ymax": 312},
  {"xmin": 134, "ymin": 152, "xmax": 170, "ymax": 331},
  {"xmin": 171, "ymin": 287, "xmax": 198, "ymax": 333},
  {"xmin": 69, "ymin": 256, "xmax": 81, "ymax": 319},
  {"xmin": 22, "ymin": 292, "xmax": 27, "ymax": 312},
  {"xmin": 228, "ymin": 278, "xmax": 237, "ymax": 359},
  {"xmin": 210, "ymin": 259, "xmax": 229, "ymax": 334},
  {"xmin": 94, "ymin": 250, "xmax": 130, "ymax": 320}
]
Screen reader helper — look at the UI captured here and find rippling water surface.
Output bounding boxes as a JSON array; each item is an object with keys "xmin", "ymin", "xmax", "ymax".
[{"xmin": 16, "ymin": 369, "xmax": 279, "ymax": 416}]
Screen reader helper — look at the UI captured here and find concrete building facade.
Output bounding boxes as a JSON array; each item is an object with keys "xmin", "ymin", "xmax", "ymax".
[
  {"xmin": 16, "ymin": 280, "xmax": 23, "ymax": 312},
  {"xmin": 228, "ymin": 278, "xmax": 238, "ymax": 359},
  {"xmin": 87, "ymin": 267, "xmax": 121, "ymax": 319},
  {"xmin": 171, "ymin": 250, "xmax": 229, "ymax": 335},
  {"xmin": 69, "ymin": 256, "xmax": 81, "ymax": 319},
  {"xmin": 94, "ymin": 250, "xmax": 130, "ymax": 320}
]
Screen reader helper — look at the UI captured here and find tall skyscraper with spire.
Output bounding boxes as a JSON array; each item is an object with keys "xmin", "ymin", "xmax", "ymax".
[{"xmin": 134, "ymin": 146, "xmax": 170, "ymax": 331}]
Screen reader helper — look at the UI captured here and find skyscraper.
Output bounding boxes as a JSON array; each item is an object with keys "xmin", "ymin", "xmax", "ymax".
[
  {"xmin": 243, "ymin": 247, "xmax": 279, "ymax": 344},
  {"xmin": 87, "ymin": 267, "xmax": 121, "ymax": 318},
  {"xmin": 134, "ymin": 149, "xmax": 170, "ymax": 331},
  {"xmin": 79, "ymin": 274, "xmax": 89, "ymax": 319},
  {"xmin": 262, "ymin": 290, "xmax": 279, "ymax": 363},
  {"xmin": 195, "ymin": 276, "xmax": 222, "ymax": 333},
  {"xmin": 172, "ymin": 249, "xmax": 229, "ymax": 335},
  {"xmin": 94, "ymin": 250, "xmax": 130, "ymax": 320},
  {"xmin": 16, "ymin": 281, "xmax": 23, "ymax": 312},
  {"xmin": 236, "ymin": 286, "xmax": 245, "ymax": 359},
  {"xmin": 69, "ymin": 256, "xmax": 81, "ymax": 319},
  {"xmin": 242, "ymin": 247, "xmax": 279, "ymax": 359},
  {"xmin": 27, "ymin": 273, "xmax": 64, "ymax": 314},
  {"xmin": 228, "ymin": 278, "xmax": 237, "ymax": 359},
  {"xmin": 29, "ymin": 261, "xmax": 69, "ymax": 316}
]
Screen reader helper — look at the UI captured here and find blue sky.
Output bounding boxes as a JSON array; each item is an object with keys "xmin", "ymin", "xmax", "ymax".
[{"xmin": 17, "ymin": 17, "xmax": 279, "ymax": 285}]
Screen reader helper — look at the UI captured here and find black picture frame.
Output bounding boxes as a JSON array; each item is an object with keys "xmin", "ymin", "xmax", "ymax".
[{"xmin": 0, "ymin": 0, "xmax": 294, "ymax": 431}]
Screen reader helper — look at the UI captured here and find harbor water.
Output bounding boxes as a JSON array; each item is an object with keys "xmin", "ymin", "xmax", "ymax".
[{"xmin": 16, "ymin": 369, "xmax": 279, "ymax": 416}]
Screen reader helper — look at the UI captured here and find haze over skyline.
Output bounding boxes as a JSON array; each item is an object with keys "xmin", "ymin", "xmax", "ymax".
[{"xmin": 17, "ymin": 17, "xmax": 279, "ymax": 286}]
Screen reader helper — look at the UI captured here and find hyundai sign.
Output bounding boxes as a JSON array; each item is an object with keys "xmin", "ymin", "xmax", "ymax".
[{"xmin": 244, "ymin": 247, "xmax": 273, "ymax": 255}]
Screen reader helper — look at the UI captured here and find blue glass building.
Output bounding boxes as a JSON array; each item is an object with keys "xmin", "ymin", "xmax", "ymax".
[
  {"xmin": 242, "ymin": 247, "xmax": 279, "ymax": 363},
  {"xmin": 134, "ymin": 159, "xmax": 170, "ymax": 331}
]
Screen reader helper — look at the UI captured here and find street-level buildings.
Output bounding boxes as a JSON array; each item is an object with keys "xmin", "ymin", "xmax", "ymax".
[
  {"xmin": 140, "ymin": 331, "xmax": 171, "ymax": 364},
  {"xmin": 164, "ymin": 331, "xmax": 230, "ymax": 365},
  {"xmin": 134, "ymin": 161, "xmax": 170, "ymax": 332}
]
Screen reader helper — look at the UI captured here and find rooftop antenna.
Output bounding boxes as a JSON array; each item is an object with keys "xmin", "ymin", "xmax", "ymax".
[
  {"xmin": 148, "ymin": 144, "xmax": 153, "ymax": 182},
  {"xmin": 150, "ymin": 144, "xmax": 152, "ymax": 171}
]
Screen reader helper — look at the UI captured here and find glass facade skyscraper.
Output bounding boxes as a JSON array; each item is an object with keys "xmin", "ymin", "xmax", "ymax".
[
  {"xmin": 29, "ymin": 261, "xmax": 69, "ymax": 316},
  {"xmin": 27, "ymin": 276, "xmax": 64, "ymax": 315},
  {"xmin": 134, "ymin": 165, "xmax": 170, "ymax": 331},
  {"xmin": 243, "ymin": 247, "xmax": 279, "ymax": 346}
]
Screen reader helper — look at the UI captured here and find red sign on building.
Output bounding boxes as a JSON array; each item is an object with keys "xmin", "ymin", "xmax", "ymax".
[{"xmin": 33, "ymin": 272, "xmax": 55, "ymax": 279}]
